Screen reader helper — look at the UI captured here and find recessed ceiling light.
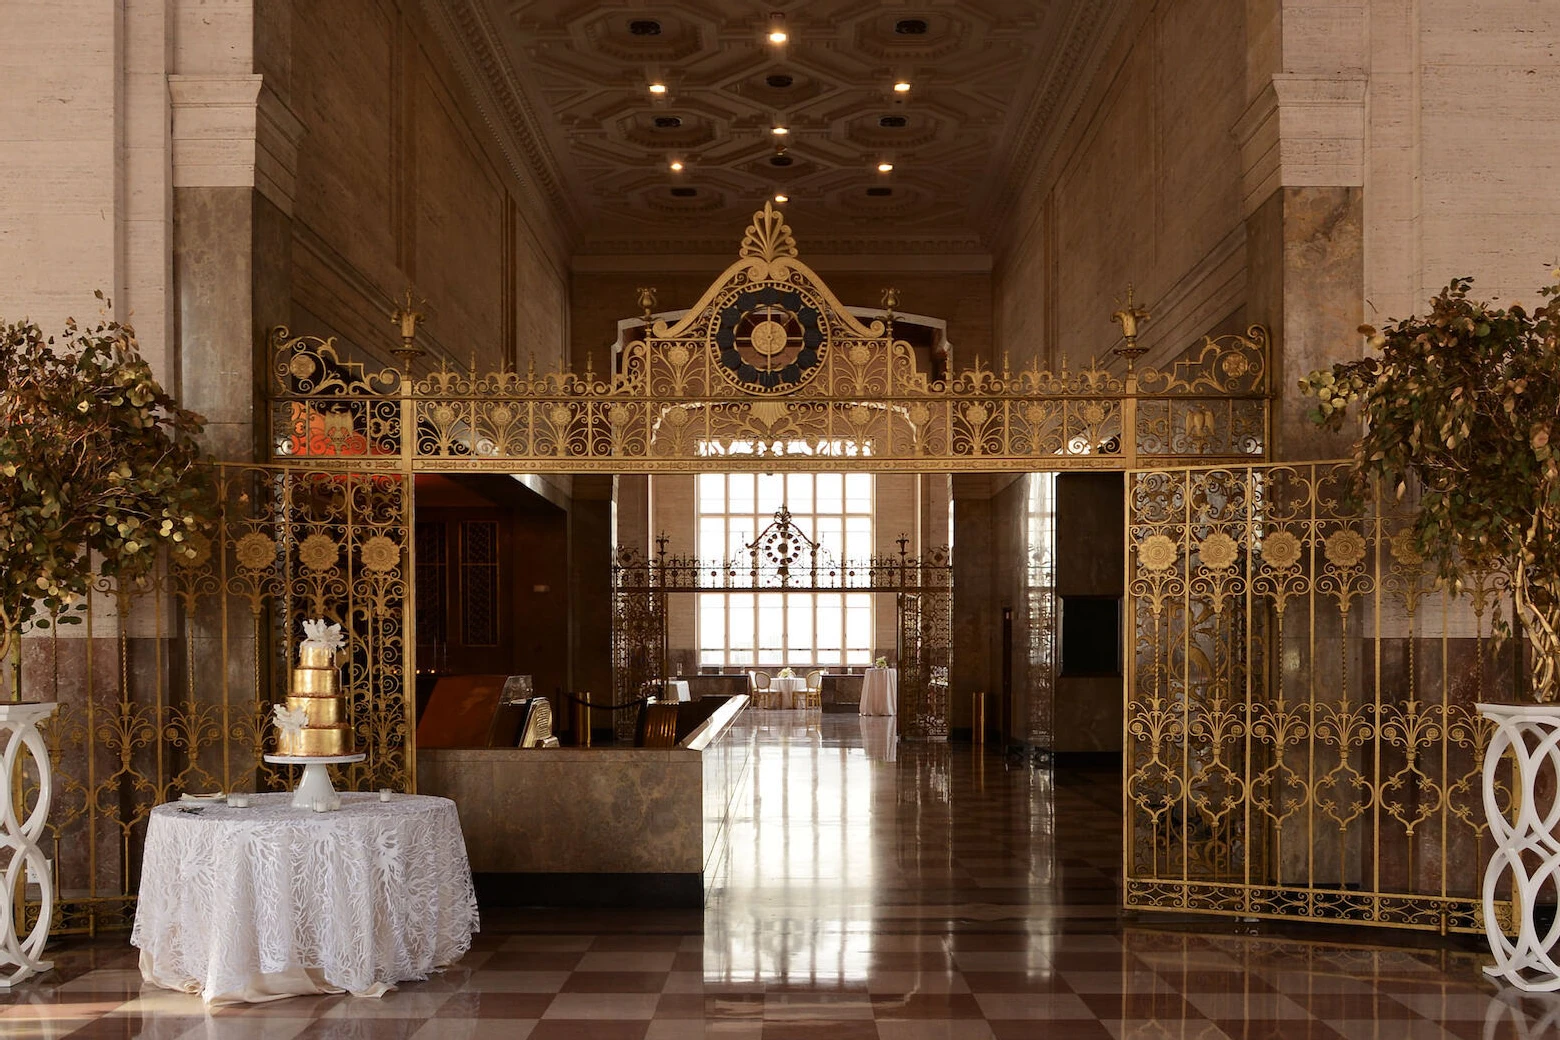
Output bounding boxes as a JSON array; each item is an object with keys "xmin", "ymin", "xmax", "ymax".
[
  {"xmin": 773, "ymin": 193, "xmax": 789, "ymax": 203},
  {"xmin": 771, "ymin": 126, "xmax": 789, "ymax": 136},
  {"xmin": 894, "ymin": 19, "xmax": 929, "ymax": 35},
  {"xmin": 879, "ymin": 115, "xmax": 908, "ymax": 128},
  {"xmin": 767, "ymin": 13, "xmax": 787, "ymax": 44},
  {"xmin": 629, "ymin": 19, "xmax": 662, "ymax": 36},
  {"xmin": 893, "ymin": 81, "xmax": 912, "ymax": 93},
  {"xmin": 866, "ymin": 187, "xmax": 893, "ymax": 197},
  {"xmin": 670, "ymin": 187, "xmax": 697, "ymax": 198},
  {"xmin": 876, "ymin": 161, "xmax": 894, "ymax": 173},
  {"xmin": 765, "ymin": 73, "xmax": 794, "ymax": 89},
  {"xmin": 653, "ymin": 115, "xmax": 683, "ymax": 129},
  {"xmin": 669, "ymin": 160, "xmax": 684, "ymax": 172},
  {"xmin": 769, "ymin": 154, "xmax": 794, "ymax": 167},
  {"xmin": 768, "ymin": 29, "xmax": 788, "ymax": 44},
  {"xmin": 649, "ymin": 82, "xmax": 668, "ymax": 95}
]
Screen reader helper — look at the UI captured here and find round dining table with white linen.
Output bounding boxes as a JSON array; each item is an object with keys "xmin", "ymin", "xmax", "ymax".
[
  {"xmin": 859, "ymin": 667, "xmax": 898, "ymax": 716},
  {"xmin": 132, "ymin": 792, "xmax": 479, "ymax": 1004},
  {"xmin": 769, "ymin": 676, "xmax": 808, "ymax": 709}
]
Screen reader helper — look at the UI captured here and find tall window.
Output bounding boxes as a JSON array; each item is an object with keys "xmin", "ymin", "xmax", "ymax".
[{"xmin": 697, "ymin": 472, "xmax": 874, "ymax": 669}]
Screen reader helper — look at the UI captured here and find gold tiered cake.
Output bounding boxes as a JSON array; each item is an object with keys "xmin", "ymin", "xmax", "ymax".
[{"xmin": 273, "ymin": 619, "xmax": 355, "ymax": 757}]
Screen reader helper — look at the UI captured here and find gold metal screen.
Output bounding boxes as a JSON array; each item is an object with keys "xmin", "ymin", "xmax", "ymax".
[
  {"xmin": 610, "ymin": 510, "xmax": 952, "ymax": 739},
  {"xmin": 1124, "ymin": 461, "xmax": 1515, "ymax": 933},
  {"xmin": 13, "ymin": 464, "xmax": 410, "ymax": 934},
  {"xmin": 269, "ymin": 204, "xmax": 1270, "ymax": 474}
]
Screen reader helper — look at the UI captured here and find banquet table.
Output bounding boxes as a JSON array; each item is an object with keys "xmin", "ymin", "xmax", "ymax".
[
  {"xmin": 859, "ymin": 667, "xmax": 898, "ymax": 716},
  {"xmin": 132, "ymin": 792, "xmax": 479, "ymax": 1004},
  {"xmin": 769, "ymin": 676, "xmax": 807, "ymax": 709}
]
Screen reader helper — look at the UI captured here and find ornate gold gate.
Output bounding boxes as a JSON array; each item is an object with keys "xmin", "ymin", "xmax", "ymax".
[
  {"xmin": 16, "ymin": 464, "xmax": 409, "ymax": 934},
  {"xmin": 611, "ymin": 508, "xmax": 952, "ymax": 739},
  {"xmin": 1124, "ymin": 461, "xmax": 1513, "ymax": 932}
]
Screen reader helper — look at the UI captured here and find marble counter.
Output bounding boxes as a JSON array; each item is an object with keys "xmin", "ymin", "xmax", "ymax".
[{"xmin": 417, "ymin": 695, "xmax": 753, "ymax": 907}]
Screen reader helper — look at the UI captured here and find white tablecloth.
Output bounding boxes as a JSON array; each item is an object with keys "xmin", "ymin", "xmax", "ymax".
[
  {"xmin": 860, "ymin": 668, "xmax": 898, "ymax": 716},
  {"xmin": 664, "ymin": 680, "xmax": 691, "ymax": 702},
  {"xmin": 770, "ymin": 676, "xmax": 807, "ymax": 709},
  {"xmin": 132, "ymin": 792, "xmax": 479, "ymax": 1004}
]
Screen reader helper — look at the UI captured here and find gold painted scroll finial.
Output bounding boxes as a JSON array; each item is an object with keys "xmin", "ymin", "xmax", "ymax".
[
  {"xmin": 740, "ymin": 201, "xmax": 798, "ymax": 263},
  {"xmin": 391, "ymin": 287, "xmax": 427, "ymax": 372},
  {"xmin": 637, "ymin": 286, "xmax": 658, "ymax": 322},
  {"xmin": 1111, "ymin": 283, "xmax": 1150, "ymax": 371}
]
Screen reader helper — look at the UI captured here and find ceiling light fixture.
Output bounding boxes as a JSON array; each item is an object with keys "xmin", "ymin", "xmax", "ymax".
[
  {"xmin": 669, "ymin": 160, "xmax": 684, "ymax": 172},
  {"xmin": 893, "ymin": 80, "xmax": 912, "ymax": 93},
  {"xmin": 767, "ymin": 13, "xmax": 788, "ymax": 44},
  {"xmin": 877, "ymin": 161, "xmax": 894, "ymax": 173},
  {"xmin": 649, "ymin": 82, "xmax": 668, "ymax": 95},
  {"xmin": 771, "ymin": 126, "xmax": 789, "ymax": 136},
  {"xmin": 774, "ymin": 193, "xmax": 789, "ymax": 203}
]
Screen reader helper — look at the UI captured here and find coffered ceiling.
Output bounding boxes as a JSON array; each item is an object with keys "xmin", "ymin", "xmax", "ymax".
[{"xmin": 433, "ymin": 1, "xmax": 1116, "ymax": 257}]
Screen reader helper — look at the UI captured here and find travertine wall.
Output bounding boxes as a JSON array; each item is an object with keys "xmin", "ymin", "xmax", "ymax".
[
  {"xmin": 285, "ymin": 0, "xmax": 568, "ymax": 373},
  {"xmin": 992, "ymin": 0, "xmax": 1248, "ymax": 372}
]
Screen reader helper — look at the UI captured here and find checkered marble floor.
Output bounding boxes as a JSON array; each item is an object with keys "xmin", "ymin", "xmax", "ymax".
[{"xmin": 3, "ymin": 714, "xmax": 1552, "ymax": 1039}]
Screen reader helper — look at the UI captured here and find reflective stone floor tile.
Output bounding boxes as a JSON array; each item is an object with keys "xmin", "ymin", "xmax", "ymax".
[
  {"xmin": 497, "ymin": 936, "xmax": 595, "ymax": 954},
  {"xmin": 870, "ymin": 1021, "xmax": 998, "ymax": 1040},
  {"xmin": 868, "ymin": 993, "xmax": 986, "ymax": 1019},
  {"xmin": 864, "ymin": 970, "xmax": 970, "ymax": 994},
  {"xmin": 757, "ymin": 1021, "xmax": 878, "ymax": 1039},
  {"xmin": 458, "ymin": 971, "xmax": 570, "ymax": 993},
  {"xmin": 526, "ymin": 1021, "xmax": 648, "ymax": 1040},
  {"xmin": 174, "ymin": 1017, "xmax": 318, "ymax": 1040},
  {"xmin": 1103, "ymin": 1020, "xmax": 1232, "ymax": 1040},
  {"xmin": 958, "ymin": 972, "xmax": 1071, "ymax": 993},
  {"xmin": 1212, "ymin": 1020, "xmax": 1349, "ymax": 1040},
  {"xmin": 1078, "ymin": 992, "xmax": 1199, "ymax": 1020},
  {"xmin": 990, "ymin": 1022, "xmax": 1113, "ymax": 1040},
  {"xmin": 434, "ymin": 991, "xmax": 555, "ymax": 1018},
  {"xmin": 479, "ymin": 952, "xmax": 584, "ymax": 972},
  {"xmin": 409, "ymin": 1022, "xmax": 536, "ymax": 1040},
  {"xmin": 559, "ymin": 971, "xmax": 669, "ymax": 993},
  {"xmin": 540, "ymin": 993, "xmax": 659, "ymax": 1019},
  {"xmin": 645, "ymin": 1022, "xmax": 763, "ymax": 1040},
  {"xmin": 971, "ymin": 992, "xmax": 1096, "ymax": 1019},
  {"xmin": 60, "ymin": 1016, "xmax": 210, "ymax": 1040},
  {"xmin": 577, "ymin": 952, "xmax": 680, "ymax": 972},
  {"xmin": 762, "ymin": 992, "xmax": 874, "ymax": 1020}
]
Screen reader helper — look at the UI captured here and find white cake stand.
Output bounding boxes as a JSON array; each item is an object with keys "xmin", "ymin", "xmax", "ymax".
[{"xmin": 263, "ymin": 753, "xmax": 366, "ymax": 809}]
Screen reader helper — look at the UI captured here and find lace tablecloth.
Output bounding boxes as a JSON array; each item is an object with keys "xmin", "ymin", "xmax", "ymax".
[{"xmin": 132, "ymin": 792, "xmax": 479, "ymax": 1004}]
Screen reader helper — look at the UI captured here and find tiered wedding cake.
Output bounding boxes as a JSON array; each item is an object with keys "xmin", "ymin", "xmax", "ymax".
[{"xmin": 273, "ymin": 619, "xmax": 355, "ymax": 757}]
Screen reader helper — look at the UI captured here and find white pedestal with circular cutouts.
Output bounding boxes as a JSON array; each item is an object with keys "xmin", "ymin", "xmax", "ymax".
[
  {"xmin": 1480, "ymin": 702, "xmax": 1560, "ymax": 990},
  {"xmin": 0, "ymin": 701, "xmax": 58, "ymax": 988}
]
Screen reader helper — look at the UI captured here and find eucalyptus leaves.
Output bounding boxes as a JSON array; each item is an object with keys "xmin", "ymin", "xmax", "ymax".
[
  {"xmin": 1302, "ymin": 276, "xmax": 1560, "ymax": 700},
  {"xmin": 0, "ymin": 299, "xmax": 212, "ymax": 673}
]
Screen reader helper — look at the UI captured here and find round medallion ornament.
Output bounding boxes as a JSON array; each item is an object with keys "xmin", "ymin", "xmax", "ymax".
[
  {"xmin": 1138, "ymin": 534, "xmax": 1179, "ymax": 573},
  {"xmin": 710, "ymin": 285, "xmax": 825, "ymax": 394},
  {"xmin": 1261, "ymin": 529, "xmax": 1303, "ymax": 571},
  {"xmin": 1324, "ymin": 529, "xmax": 1368, "ymax": 569},
  {"xmin": 1197, "ymin": 532, "xmax": 1240, "ymax": 572}
]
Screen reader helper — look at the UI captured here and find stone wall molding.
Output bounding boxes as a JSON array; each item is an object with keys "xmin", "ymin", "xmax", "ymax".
[
  {"xmin": 1236, "ymin": 74, "xmax": 1366, "ymax": 216},
  {"xmin": 169, "ymin": 74, "xmax": 304, "ymax": 215}
]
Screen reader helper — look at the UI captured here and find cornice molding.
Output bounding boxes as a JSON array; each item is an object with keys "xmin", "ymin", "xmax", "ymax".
[
  {"xmin": 421, "ymin": 0, "xmax": 582, "ymax": 257},
  {"xmin": 981, "ymin": 0, "xmax": 1129, "ymax": 250}
]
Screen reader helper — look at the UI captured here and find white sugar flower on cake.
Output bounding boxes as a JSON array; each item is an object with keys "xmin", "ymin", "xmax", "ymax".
[
  {"xmin": 300, "ymin": 618, "xmax": 347, "ymax": 653},
  {"xmin": 272, "ymin": 703, "xmax": 309, "ymax": 736}
]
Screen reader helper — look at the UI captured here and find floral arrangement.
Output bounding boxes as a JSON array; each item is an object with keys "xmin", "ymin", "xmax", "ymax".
[
  {"xmin": 777, "ymin": 667, "xmax": 794, "ymax": 679},
  {"xmin": 874, "ymin": 656, "xmax": 888, "ymax": 668}
]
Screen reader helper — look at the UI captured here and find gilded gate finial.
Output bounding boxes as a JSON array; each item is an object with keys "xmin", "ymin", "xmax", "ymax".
[
  {"xmin": 391, "ymin": 287, "xmax": 427, "ymax": 372},
  {"xmin": 1111, "ymin": 284, "xmax": 1150, "ymax": 371},
  {"xmin": 637, "ymin": 287, "xmax": 657, "ymax": 321},
  {"xmin": 740, "ymin": 201, "xmax": 798, "ymax": 263}
]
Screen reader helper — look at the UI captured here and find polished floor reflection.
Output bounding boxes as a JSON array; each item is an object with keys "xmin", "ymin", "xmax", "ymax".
[{"xmin": 2, "ymin": 712, "xmax": 1550, "ymax": 1038}]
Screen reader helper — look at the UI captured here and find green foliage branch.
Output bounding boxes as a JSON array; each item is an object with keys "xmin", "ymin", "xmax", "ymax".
[
  {"xmin": 1301, "ymin": 277, "xmax": 1560, "ymax": 700},
  {"xmin": 0, "ymin": 297, "xmax": 214, "ymax": 681}
]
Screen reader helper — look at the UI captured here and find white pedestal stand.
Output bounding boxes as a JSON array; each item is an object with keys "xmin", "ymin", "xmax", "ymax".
[
  {"xmin": 1479, "ymin": 703, "xmax": 1560, "ymax": 991},
  {"xmin": 263, "ymin": 753, "xmax": 366, "ymax": 810},
  {"xmin": 0, "ymin": 701, "xmax": 57, "ymax": 988}
]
